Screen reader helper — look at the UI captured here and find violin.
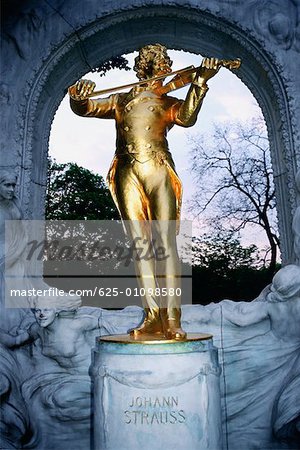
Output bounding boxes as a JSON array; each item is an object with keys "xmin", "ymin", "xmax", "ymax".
[
  {"xmin": 156, "ymin": 58, "xmax": 241, "ymax": 95},
  {"xmin": 87, "ymin": 58, "xmax": 241, "ymax": 98}
]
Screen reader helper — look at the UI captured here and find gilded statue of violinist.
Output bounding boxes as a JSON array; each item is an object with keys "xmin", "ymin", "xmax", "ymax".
[{"xmin": 69, "ymin": 44, "xmax": 223, "ymax": 340}]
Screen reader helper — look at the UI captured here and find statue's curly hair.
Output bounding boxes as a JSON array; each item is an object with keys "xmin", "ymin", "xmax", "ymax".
[{"xmin": 133, "ymin": 44, "xmax": 172, "ymax": 80}]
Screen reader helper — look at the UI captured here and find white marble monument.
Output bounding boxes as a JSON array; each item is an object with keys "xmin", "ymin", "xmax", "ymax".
[
  {"xmin": 92, "ymin": 334, "xmax": 222, "ymax": 450},
  {"xmin": 1, "ymin": 1, "xmax": 300, "ymax": 449}
]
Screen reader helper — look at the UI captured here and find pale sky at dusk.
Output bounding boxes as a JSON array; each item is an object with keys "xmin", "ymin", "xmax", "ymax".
[{"xmin": 49, "ymin": 50, "xmax": 267, "ymax": 249}]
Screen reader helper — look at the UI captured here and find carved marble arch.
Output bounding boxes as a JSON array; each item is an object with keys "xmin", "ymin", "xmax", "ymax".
[{"xmin": 23, "ymin": 7, "xmax": 296, "ymax": 263}]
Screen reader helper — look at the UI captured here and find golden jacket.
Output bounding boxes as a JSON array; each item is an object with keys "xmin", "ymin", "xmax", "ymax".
[{"xmin": 70, "ymin": 81, "xmax": 208, "ymax": 223}]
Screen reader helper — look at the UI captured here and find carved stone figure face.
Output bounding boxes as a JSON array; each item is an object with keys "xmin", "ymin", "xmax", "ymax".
[
  {"xmin": 34, "ymin": 308, "xmax": 57, "ymax": 327},
  {"xmin": 0, "ymin": 176, "xmax": 17, "ymax": 200}
]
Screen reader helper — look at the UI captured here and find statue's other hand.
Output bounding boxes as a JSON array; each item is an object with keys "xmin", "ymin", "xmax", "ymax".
[
  {"xmin": 198, "ymin": 57, "xmax": 220, "ymax": 82},
  {"xmin": 68, "ymin": 79, "xmax": 96, "ymax": 100}
]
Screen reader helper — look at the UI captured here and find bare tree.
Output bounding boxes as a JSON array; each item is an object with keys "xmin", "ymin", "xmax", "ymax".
[{"xmin": 189, "ymin": 117, "xmax": 280, "ymax": 274}]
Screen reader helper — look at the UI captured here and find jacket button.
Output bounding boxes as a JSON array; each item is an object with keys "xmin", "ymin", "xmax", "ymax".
[
  {"xmin": 148, "ymin": 106, "xmax": 154, "ymax": 111},
  {"xmin": 124, "ymin": 126, "xmax": 130, "ymax": 131},
  {"xmin": 145, "ymin": 126, "xmax": 151, "ymax": 130},
  {"xmin": 146, "ymin": 143, "xmax": 152, "ymax": 148},
  {"xmin": 126, "ymin": 106, "xmax": 132, "ymax": 111}
]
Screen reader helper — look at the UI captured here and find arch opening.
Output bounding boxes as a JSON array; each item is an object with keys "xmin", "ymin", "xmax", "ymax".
[
  {"xmin": 23, "ymin": 7, "xmax": 295, "ymax": 262},
  {"xmin": 49, "ymin": 49, "xmax": 273, "ymax": 253}
]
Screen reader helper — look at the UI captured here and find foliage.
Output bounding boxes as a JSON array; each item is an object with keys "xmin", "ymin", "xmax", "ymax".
[
  {"xmin": 92, "ymin": 56, "xmax": 131, "ymax": 77},
  {"xmin": 192, "ymin": 264, "xmax": 274, "ymax": 305},
  {"xmin": 44, "ymin": 160, "xmax": 127, "ymax": 299},
  {"xmin": 192, "ymin": 233, "xmax": 260, "ymax": 272},
  {"xmin": 46, "ymin": 159, "xmax": 119, "ymax": 220},
  {"xmin": 189, "ymin": 117, "xmax": 280, "ymax": 274},
  {"xmin": 190, "ymin": 232, "xmax": 279, "ymax": 304}
]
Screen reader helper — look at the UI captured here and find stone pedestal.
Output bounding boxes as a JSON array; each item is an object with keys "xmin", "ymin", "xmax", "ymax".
[{"xmin": 92, "ymin": 334, "xmax": 223, "ymax": 450}]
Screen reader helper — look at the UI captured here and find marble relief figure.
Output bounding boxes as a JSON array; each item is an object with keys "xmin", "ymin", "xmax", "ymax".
[
  {"xmin": 0, "ymin": 170, "xmax": 29, "ymax": 328},
  {"xmin": 0, "ymin": 294, "xmax": 101, "ymax": 374},
  {"xmin": 1, "ymin": 264, "xmax": 300, "ymax": 448},
  {"xmin": 0, "ymin": 294, "xmax": 104, "ymax": 449},
  {"xmin": 0, "ymin": 170, "xmax": 23, "ymax": 284}
]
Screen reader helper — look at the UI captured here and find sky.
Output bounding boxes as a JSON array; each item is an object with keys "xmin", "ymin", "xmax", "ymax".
[{"xmin": 49, "ymin": 50, "xmax": 268, "ymax": 250}]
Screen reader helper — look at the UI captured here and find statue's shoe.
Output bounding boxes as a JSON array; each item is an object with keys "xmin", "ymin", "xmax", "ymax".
[
  {"xmin": 129, "ymin": 308, "xmax": 164, "ymax": 337},
  {"xmin": 160, "ymin": 308, "xmax": 187, "ymax": 340},
  {"xmin": 129, "ymin": 320, "xmax": 164, "ymax": 337},
  {"xmin": 163, "ymin": 323, "xmax": 187, "ymax": 340}
]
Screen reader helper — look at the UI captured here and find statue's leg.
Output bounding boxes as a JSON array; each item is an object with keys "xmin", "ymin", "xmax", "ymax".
[
  {"xmin": 113, "ymin": 159, "xmax": 163, "ymax": 336},
  {"xmin": 136, "ymin": 159, "xmax": 186, "ymax": 340},
  {"xmin": 152, "ymin": 221, "xmax": 186, "ymax": 340}
]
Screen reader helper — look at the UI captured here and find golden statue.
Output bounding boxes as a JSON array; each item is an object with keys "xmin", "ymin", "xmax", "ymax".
[{"xmin": 69, "ymin": 44, "xmax": 238, "ymax": 340}]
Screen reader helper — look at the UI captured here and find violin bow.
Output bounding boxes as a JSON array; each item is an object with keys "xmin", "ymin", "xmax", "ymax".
[{"xmin": 86, "ymin": 58, "xmax": 241, "ymax": 98}]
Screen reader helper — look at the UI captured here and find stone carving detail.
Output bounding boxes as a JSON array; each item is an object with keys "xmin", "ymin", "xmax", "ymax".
[
  {"xmin": 2, "ymin": 1, "xmax": 59, "ymax": 60},
  {"xmin": 0, "ymin": 306, "xmax": 142, "ymax": 449},
  {"xmin": 0, "ymin": 266, "xmax": 299, "ymax": 449},
  {"xmin": 0, "ymin": 170, "xmax": 29, "ymax": 327},
  {"xmin": 272, "ymin": 353, "xmax": 300, "ymax": 443},
  {"xmin": 0, "ymin": 346, "xmax": 29, "ymax": 448},
  {"xmin": 0, "ymin": 170, "xmax": 31, "ymax": 448},
  {"xmin": 3, "ymin": 300, "xmax": 102, "ymax": 449},
  {"xmin": 183, "ymin": 264, "xmax": 300, "ymax": 449},
  {"xmin": 99, "ymin": 365, "xmax": 219, "ymax": 389},
  {"xmin": 252, "ymin": 0, "xmax": 299, "ymax": 50},
  {"xmin": 0, "ymin": 82, "xmax": 12, "ymax": 106},
  {"xmin": 292, "ymin": 170, "xmax": 300, "ymax": 264}
]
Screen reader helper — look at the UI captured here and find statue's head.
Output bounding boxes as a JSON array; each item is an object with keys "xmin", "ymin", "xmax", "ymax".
[
  {"xmin": 269, "ymin": 264, "xmax": 300, "ymax": 302},
  {"xmin": 0, "ymin": 170, "xmax": 17, "ymax": 201},
  {"xmin": 34, "ymin": 308, "xmax": 57, "ymax": 328},
  {"xmin": 133, "ymin": 44, "xmax": 172, "ymax": 80},
  {"xmin": 33, "ymin": 292, "xmax": 82, "ymax": 326}
]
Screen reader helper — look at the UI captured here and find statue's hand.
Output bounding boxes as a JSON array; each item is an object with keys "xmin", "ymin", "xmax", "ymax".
[
  {"xmin": 197, "ymin": 57, "xmax": 221, "ymax": 83},
  {"xmin": 68, "ymin": 79, "xmax": 96, "ymax": 100}
]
